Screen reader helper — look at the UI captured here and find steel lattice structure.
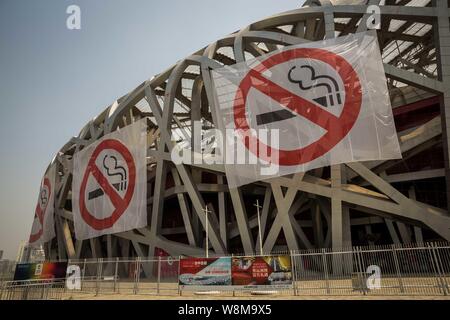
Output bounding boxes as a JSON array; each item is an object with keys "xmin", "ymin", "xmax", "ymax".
[{"xmin": 37, "ymin": 0, "xmax": 450, "ymax": 262}]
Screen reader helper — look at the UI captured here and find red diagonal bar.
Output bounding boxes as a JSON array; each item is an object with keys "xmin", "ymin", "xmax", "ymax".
[
  {"xmin": 90, "ymin": 164, "xmax": 126, "ymax": 212},
  {"xmin": 246, "ymin": 69, "xmax": 340, "ymax": 130},
  {"xmin": 36, "ymin": 206, "xmax": 44, "ymax": 224}
]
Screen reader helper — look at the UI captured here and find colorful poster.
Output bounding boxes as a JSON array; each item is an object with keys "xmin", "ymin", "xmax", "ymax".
[
  {"xmin": 13, "ymin": 262, "xmax": 68, "ymax": 281},
  {"xmin": 232, "ymin": 255, "xmax": 292, "ymax": 289},
  {"xmin": 179, "ymin": 257, "xmax": 231, "ymax": 288}
]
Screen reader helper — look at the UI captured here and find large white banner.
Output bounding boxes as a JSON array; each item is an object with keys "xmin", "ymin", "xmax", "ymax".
[
  {"xmin": 29, "ymin": 164, "xmax": 56, "ymax": 246},
  {"xmin": 211, "ymin": 31, "xmax": 401, "ymax": 188},
  {"xmin": 72, "ymin": 119, "xmax": 147, "ymax": 240}
]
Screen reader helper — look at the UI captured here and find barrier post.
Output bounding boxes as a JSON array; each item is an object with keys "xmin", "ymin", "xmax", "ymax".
[
  {"xmin": 81, "ymin": 258, "xmax": 87, "ymax": 291},
  {"xmin": 290, "ymin": 250, "xmax": 297, "ymax": 296},
  {"xmin": 177, "ymin": 256, "xmax": 181, "ymax": 296},
  {"xmin": 232, "ymin": 253, "xmax": 235, "ymax": 297},
  {"xmin": 133, "ymin": 257, "xmax": 140, "ymax": 295},
  {"xmin": 157, "ymin": 256, "xmax": 161, "ymax": 295},
  {"xmin": 114, "ymin": 257, "xmax": 119, "ymax": 293},
  {"xmin": 96, "ymin": 258, "xmax": 103, "ymax": 296},
  {"xmin": 391, "ymin": 244, "xmax": 405, "ymax": 293},
  {"xmin": 65, "ymin": 259, "xmax": 71, "ymax": 295},
  {"xmin": 0, "ymin": 280, "xmax": 4, "ymax": 300}
]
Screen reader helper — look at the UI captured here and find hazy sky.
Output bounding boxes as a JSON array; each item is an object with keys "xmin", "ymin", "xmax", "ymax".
[{"xmin": 0, "ymin": 0, "xmax": 303, "ymax": 259}]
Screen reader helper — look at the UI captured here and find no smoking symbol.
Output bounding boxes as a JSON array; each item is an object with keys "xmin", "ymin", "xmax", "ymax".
[
  {"xmin": 233, "ymin": 47, "xmax": 362, "ymax": 166},
  {"xmin": 29, "ymin": 178, "xmax": 51, "ymax": 242},
  {"xmin": 79, "ymin": 139, "xmax": 136, "ymax": 230}
]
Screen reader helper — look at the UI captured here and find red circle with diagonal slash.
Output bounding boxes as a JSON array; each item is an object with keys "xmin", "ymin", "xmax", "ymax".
[
  {"xmin": 233, "ymin": 47, "xmax": 362, "ymax": 166},
  {"xmin": 79, "ymin": 139, "xmax": 136, "ymax": 230},
  {"xmin": 29, "ymin": 178, "xmax": 51, "ymax": 243}
]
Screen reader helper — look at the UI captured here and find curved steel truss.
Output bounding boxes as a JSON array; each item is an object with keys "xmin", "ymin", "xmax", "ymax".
[{"xmin": 39, "ymin": 0, "xmax": 450, "ymax": 261}]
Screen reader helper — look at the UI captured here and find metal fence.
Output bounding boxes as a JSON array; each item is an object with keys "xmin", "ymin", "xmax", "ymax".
[
  {"xmin": 292, "ymin": 242, "xmax": 450, "ymax": 296},
  {"xmin": 1, "ymin": 242, "xmax": 449, "ymax": 299},
  {"xmin": 0, "ymin": 279, "xmax": 66, "ymax": 300},
  {"xmin": 64, "ymin": 256, "xmax": 180, "ymax": 296}
]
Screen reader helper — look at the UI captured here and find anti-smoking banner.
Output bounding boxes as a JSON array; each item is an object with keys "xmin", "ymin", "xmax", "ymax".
[
  {"xmin": 29, "ymin": 164, "xmax": 57, "ymax": 246},
  {"xmin": 211, "ymin": 31, "xmax": 401, "ymax": 187},
  {"xmin": 72, "ymin": 119, "xmax": 147, "ymax": 240}
]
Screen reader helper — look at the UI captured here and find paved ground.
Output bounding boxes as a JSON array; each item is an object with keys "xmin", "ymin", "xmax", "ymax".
[
  {"xmin": 62, "ymin": 278, "xmax": 450, "ymax": 300},
  {"xmin": 63, "ymin": 292, "xmax": 450, "ymax": 300}
]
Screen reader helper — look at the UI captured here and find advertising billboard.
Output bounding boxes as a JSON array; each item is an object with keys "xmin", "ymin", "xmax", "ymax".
[
  {"xmin": 179, "ymin": 255, "xmax": 292, "ymax": 291},
  {"xmin": 13, "ymin": 262, "xmax": 68, "ymax": 281},
  {"xmin": 179, "ymin": 257, "xmax": 231, "ymax": 290},
  {"xmin": 231, "ymin": 255, "xmax": 292, "ymax": 290}
]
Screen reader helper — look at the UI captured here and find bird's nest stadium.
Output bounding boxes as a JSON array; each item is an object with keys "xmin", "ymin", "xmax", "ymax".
[{"xmin": 34, "ymin": 0, "xmax": 450, "ymax": 262}]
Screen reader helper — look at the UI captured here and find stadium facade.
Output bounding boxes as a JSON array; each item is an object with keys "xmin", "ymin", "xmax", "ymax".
[{"xmin": 35, "ymin": 0, "xmax": 450, "ymax": 261}]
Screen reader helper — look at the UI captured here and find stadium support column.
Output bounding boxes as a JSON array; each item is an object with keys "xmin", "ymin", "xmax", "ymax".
[
  {"xmin": 325, "ymin": 10, "xmax": 351, "ymax": 272},
  {"xmin": 331, "ymin": 165, "xmax": 352, "ymax": 274},
  {"xmin": 191, "ymin": 78, "xmax": 203, "ymax": 244},
  {"xmin": 217, "ymin": 175, "xmax": 228, "ymax": 249},
  {"xmin": 331, "ymin": 165, "xmax": 352, "ymax": 250},
  {"xmin": 312, "ymin": 201, "xmax": 324, "ymax": 248},
  {"xmin": 323, "ymin": 7, "xmax": 335, "ymax": 39},
  {"xmin": 409, "ymin": 187, "xmax": 424, "ymax": 243},
  {"xmin": 435, "ymin": 0, "xmax": 450, "ymax": 211}
]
